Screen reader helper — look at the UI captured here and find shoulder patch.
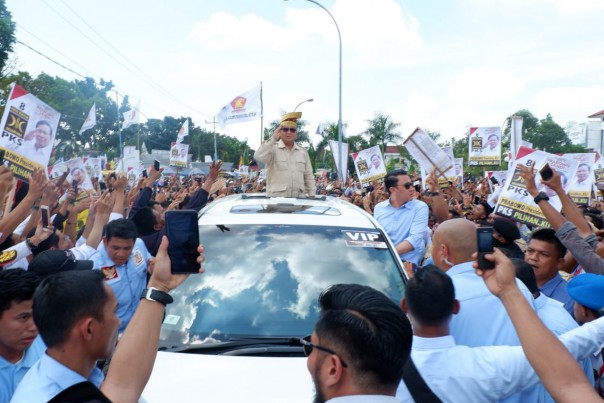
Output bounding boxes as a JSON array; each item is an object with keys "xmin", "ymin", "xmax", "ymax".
[
  {"xmin": 133, "ymin": 251, "xmax": 144, "ymax": 266},
  {"xmin": 0, "ymin": 249, "xmax": 17, "ymax": 266}
]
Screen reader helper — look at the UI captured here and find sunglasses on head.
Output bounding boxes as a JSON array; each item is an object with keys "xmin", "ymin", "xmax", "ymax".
[
  {"xmin": 280, "ymin": 127, "xmax": 297, "ymax": 133},
  {"xmin": 299, "ymin": 336, "xmax": 348, "ymax": 367}
]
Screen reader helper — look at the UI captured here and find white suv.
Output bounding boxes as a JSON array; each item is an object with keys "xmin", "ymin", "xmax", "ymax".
[{"xmin": 141, "ymin": 195, "xmax": 407, "ymax": 402}]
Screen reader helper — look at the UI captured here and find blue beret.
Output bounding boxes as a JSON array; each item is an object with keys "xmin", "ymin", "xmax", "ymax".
[{"xmin": 568, "ymin": 274, "xmax": 604, "ymax": 312}]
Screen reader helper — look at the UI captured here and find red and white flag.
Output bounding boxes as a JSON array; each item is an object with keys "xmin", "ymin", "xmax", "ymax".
[
  {"xmin": 216, "ymin": 85, "xmax": 262, "ymax": 129},
  {"xmin": 122, "ymin": 103, "xmax": 140, "ymax": 130}
]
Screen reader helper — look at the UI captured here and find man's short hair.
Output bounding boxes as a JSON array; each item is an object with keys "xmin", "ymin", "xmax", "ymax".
[
  {"xmin": 384, "ymin": 169, "xmax": 408, "ymax": 195},
  {"xmin": 487, "ymin": 134, "xmax": 499, "ymax": 141},
  {"xmin": 529, "ymin": 228, "xmax": 567, "ymax": 259},
  {"xmin": 405, "ymin": 265, "xmax": 455, "ymax": 326},
  {"xmin": 511, "ymin": 258, "xmax": 539, "ymax": 295},
  {"xmin": 578, "ymin": 163, "xmax": 591, "ymax": 172},
  {"xmin": 104, "ymin": 218, "xmax": 138, "ymax": 241},
  {"xmin": 315, "ymin": 284, "xmax": 412, "ymax": 390},
  {"xmin": 0, "ymin": 269, "xmax": 41, "ymax": 316},
  {"xmin": 33, "ymin": 270, "xmax": 107, "ymax": 348},
  {"xmin": 371, "ymin": 154, "xmax": 380, "ymax": 161}
]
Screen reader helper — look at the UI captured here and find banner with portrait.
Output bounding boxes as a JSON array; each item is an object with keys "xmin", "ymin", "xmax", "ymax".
[
  {"xmin": 0, "ymin": 83, "xmax": 60, "ymax": 181},
  {"xmin": 404, "ymin": 127, "xmax": 453, "ymax": 179},
  {"xmin": 563, "ymin": 153, "xmax": 596, "ymax": 205},
  {"xmin": 50, "ymin": 158, "xmax": 94, "ymax": 194},
  {"xmin": 351, "ymin": 145, "xmax": 386, "ymax": 185},
  {"xmin": 494, "ymin": 146, "xmax": 578, "ymax": 228},
  {"xmin": 170, "ymin": 142, "xmax": 189, "ymax": 168},
  {"xmin": 468, "ymin": 126, "xmax": 501, "ymax": 166},
  {"xmin": 83, "ymin": 157, "xmax": 103, "ymax": 181}
]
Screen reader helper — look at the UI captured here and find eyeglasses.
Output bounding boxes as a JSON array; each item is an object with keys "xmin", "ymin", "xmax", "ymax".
[
  {"xmin": 280, "ymin": 127, "xmax": 297, "ymax": 133},
  {"xmin": 300, "ymin": 336, "xmax": 348, "ymax": 367},
  {"xmin": 396, "ymin": 182, "xmax": 413, "ymax": 189},
  {"xmin": 57, "ymin": 251, "xmax": 76, "ymax": 272}
]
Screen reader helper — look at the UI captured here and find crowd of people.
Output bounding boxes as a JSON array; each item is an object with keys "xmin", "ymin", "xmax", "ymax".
[{"xmin": 1, "ymin": 110, "xmax": 604, "ymax": 402}]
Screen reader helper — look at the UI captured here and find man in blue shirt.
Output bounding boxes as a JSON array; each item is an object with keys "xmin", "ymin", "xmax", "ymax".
[
  {"xmin": 0, "ymin": 269, "xmax": 44, "ymax": 403},
  {"xmin": 524, "ymin": 228, "xmax": 574, "ymax": 316},
  {"xmin": 374, "ymin": 169, "xmax": 428, "ymax": 265},
  {"xmin": 91, "ymin": 219, "xmax": 151, "ymax": 332}
]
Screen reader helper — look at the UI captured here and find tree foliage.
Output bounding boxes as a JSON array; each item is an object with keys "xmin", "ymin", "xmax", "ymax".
[{"xmin": 0, "ymin": 0, "xmax": 16, "ymax": 74}]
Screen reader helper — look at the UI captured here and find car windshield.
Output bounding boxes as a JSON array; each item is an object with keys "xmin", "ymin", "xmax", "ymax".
[{"xmin": 160, "ymin": 224, "xmax": 405, "ymax": 348}]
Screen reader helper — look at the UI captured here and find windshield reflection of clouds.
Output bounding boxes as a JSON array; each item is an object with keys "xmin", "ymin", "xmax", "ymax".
[{"xmin": 162, "ymin": 225, "xmax": 404, "ymax": 345}]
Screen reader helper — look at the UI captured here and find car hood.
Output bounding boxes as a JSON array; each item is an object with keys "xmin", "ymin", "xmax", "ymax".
[{"xmin": 140, "ymin": 351, "xmax": 315, "ymax": 402}]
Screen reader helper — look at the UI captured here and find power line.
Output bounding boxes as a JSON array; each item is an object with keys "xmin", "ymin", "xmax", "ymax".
[
  {"xmin": 16, "ymin": 39, "xmax": 88, "ymax": 80},
  {"xmin": 39, "ymin": 0, "xmax": 211, "ymax": 119}
]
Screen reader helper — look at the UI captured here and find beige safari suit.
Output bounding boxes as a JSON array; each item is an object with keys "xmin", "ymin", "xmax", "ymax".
[{"xmin": 254, "ymin": 137, "xmax": 316, "ymax": 197}]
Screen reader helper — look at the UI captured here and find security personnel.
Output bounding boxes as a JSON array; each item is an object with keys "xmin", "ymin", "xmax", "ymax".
[{"xmin": 91, "ymin": 219, "xmax": 151, "ymax": 332}]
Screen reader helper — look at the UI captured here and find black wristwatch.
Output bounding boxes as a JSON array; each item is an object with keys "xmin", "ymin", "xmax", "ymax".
[
  {"xmin": 533, "ymin": 191, "xmax": 550, "ymax": 204},
  {"xmin": 430, "ymin": 192, "xmax": 440, "ymax": 197},
  {"xmin": 141, "ymin": 287, "xmax": 173, "ymax": 306}
]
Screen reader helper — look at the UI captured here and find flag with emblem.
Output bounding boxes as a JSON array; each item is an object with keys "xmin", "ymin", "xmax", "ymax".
[
  {"xmin": 122, "ymin": 102, "xmax": 141, "ymax": 130},
  {"xmin": 176, "ymin": 118, "xmax": 189, "ymax": 144},
  {"xmin": 216, "ymin": 84, "xmax": 262, "ymax": 129},
  {"xmin": 79, "ymin": 103, "xmax": 96, "ymax": 134}
]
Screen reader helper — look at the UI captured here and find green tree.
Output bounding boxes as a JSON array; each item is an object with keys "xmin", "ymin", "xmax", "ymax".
[
  {"xmin": 364, "ymin": 113, "xmax": 402, "ymax": 152},
  {"xmin": 0, "ymin": 0, "xmax": 16, "ymax": 74}
]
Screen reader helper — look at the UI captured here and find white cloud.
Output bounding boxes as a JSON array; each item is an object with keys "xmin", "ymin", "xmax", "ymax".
[
  {"xmin": 531, "ymin": 86, "xmax": 604, "ymax": 123},
  {"xmin": 469, "ymin": 0, "xmax": 604, "ymax": 14},
  {"xmin": 450, "ymin": 66, "xmax": 525, "ymax": 103}
]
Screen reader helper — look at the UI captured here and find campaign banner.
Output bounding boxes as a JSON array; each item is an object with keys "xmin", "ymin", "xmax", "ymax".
[
  {"xmin": 351, "ymin": 145, "xmax": 385, "ymax": 185},
  {"xmin": 404, "ymin": 127, "xmax": 452, "ymax": 179},
  {"xmin": 328, "ymin": 140, "xmax": 349, "ymax": 182},
  {"xmin": 420, "ymin": 147, "xmax": 457, "ymax": 190},
  {"xmin": 0, "ymin": 83, "xmax": 60, "ymax": 181},
  {"xmin": 468, "ymin": 126, "xmax": 501, "ymax": 166},
  {"xmin": 487, "ymin": 170, "xmax": 509, "ymax": 206},
  {"xmin": 494, "ymin": 146, "xmax": 578, "ymax": 228},
  {"xmin": 83, "ymin": 157, "xmax": 103, "ymax": 181},
  {"xmin": 563, "ymin": 153, "xmax": 595, "ymax": 205},
  {"xmin": 170, "ymin": 142, "xmax": 189, "ymax": 168},
  {"xmin": 50, "ymin": 158, "xmax": 94, "ymax": 193},
  {"xmin": 454, "ymin": 158, "xmax": 464, "ymax": 186}
]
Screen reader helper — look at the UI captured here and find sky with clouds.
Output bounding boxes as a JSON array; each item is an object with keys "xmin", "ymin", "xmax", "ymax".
[{"xmin": 6, "ymin": 0, "xmax": 604, "ymax": 150}]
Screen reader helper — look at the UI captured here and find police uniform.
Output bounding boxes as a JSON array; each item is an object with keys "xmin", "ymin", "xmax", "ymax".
[{"xmin": 91, "ymin": 238, "xmax": 151, "ymax": 332}]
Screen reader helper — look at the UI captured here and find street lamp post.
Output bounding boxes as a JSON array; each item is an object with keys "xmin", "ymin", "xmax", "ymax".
[
  {"xmin": 294, "ymin": 98, "xmax": 313, "ymax": 112},
  {"xmin": 285, "ymin": 0, "xmax": 343, "ymax": 180}
]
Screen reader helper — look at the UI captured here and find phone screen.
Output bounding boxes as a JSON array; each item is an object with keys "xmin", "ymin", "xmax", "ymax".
[
  {"xmin": 0, "ymin": 149, "xmax": 5, "ymax": 165},
  {"xmin": 154, "ymin": 160, "xmax": 160, "ymax": 171},
  {"xmin": 41, "ymin": 205, "xmax": 49, "ymax": 228},
  {"xmin": 165, "ymin": 210, "xmax": 200, "ymax": 274},
  {"xmin": 476, "ymin": 227, "xmax": 495, "ymax": 269}
]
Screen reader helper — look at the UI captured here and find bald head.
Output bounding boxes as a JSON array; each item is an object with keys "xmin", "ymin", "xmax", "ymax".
[{"xmin": 432, "ymin": 219, "xmax": 477, "ymax": 269}]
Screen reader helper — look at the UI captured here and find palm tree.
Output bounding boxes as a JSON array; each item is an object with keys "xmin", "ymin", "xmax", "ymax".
[{"xmin": 364, "ymin": 113, "xmax": 402, "ymax": 152}]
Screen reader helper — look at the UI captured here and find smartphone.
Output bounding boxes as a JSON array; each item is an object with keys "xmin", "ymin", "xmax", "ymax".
[
  {"xmin": 0, "ymin": 149, "xmax": 5, "ymax": 164},
  {"xmin": 142, "ymin": 169, "xmax": 148, "ymax": 178},
  {"xmin": 71, "ymin": 179, "xmax": 78, "ymax": 190},
  {"xmin": 40, "ymin": 205, "xmax": 49, "ymax": 228},
  {"xmin": 540, "ymin": 163, "xmax": 553, "ymax": 181},
  {"xmin": 165, "ymin": 210, "xmax": 200, "ymax": 274},
  {"xmin": 477, "ymin": 226, "xmax": 495, "ymax": 270},
  {"xmin": 154, "ymin": 160, "xmax": 160, "ymax": 171},
  {"xmin": 489, "ymin": 176, "xmax": 499, "ymax": 185}
]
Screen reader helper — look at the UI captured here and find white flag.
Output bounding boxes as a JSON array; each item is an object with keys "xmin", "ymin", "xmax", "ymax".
[
  {"xmin": 176, "ymin": 118, "xmax": 189, "ymax": 144},
  {"xmin": 122, "ymin": 103, "xmax": 140, "ymax": 130},
  {"xmin": 509, "ymin": 116, "xmax": 524, "ymax": 163},
  {"xmin": 79, "ymin": 103, "xmax": 96, "ymax": 134},
  {"xmin": 216, "ymin": 85, "xmax": 262, "ymax": 129}
]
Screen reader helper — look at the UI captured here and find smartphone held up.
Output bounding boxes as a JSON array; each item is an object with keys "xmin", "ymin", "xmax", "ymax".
[
  {"xmin": 476, "ymin": 226, "xmax": 495, "ymax": 270},
  {"xmin": 165, "ymin": 210, "xmax": 201, "ymax": 274}
]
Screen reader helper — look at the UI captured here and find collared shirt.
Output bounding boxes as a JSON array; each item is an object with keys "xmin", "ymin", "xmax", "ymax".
[
  {"xmin": 539, "ymin": 273, "xmax": 574, "ymax": 317},
  {"xmin": 396, "ymin": 317, "xmax": 604, "ymax": 403},
  {"xmin": 91, "ymin": 238, "xmax": 150, "ymax": 332},
  {"xmin": 10, "ymin": 352, "xmax": 104, "ymax": 403},
  {"xmin": 0, "ymin": 337, "xmax": 45, "ymax": 403},
  {"xmin": 374, "ymin": 198, "xmax": 428, "ymax": 265},
  {"xmin": 327, "ymin": 396, "xmax": 399, "ymax": 402},
  {"xmin": 447, "ymin": 261, "xmax": 536, "ymax": 347},
  {"xmin": 254, "ymin": 137, "xmax": 316, "ymax": 197}
]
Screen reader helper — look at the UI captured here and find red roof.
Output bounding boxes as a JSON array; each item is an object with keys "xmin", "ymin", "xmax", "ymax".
[
  {"xmin": 588, "ymin": 109, "xmax": 604, "ymax": 119},
  {"xmin": 384, "ymin": 145, "xmax": 400, "ymax": 154}
]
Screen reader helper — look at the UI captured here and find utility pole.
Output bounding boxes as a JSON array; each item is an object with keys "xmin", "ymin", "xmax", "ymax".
[{"xmin": 205, "ymin": 116, "xmax": 219, "ymax": 161}]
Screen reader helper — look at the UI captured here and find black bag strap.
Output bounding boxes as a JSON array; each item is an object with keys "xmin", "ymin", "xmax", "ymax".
[{"xmin": 402, "ymin": 358, "xmax": 443, "ymax": 403}]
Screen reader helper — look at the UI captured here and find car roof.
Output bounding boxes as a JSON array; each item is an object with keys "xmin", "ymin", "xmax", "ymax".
[{"xmin": 199, "ymin": 194, "xmax": 380, "ymax": 228}]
